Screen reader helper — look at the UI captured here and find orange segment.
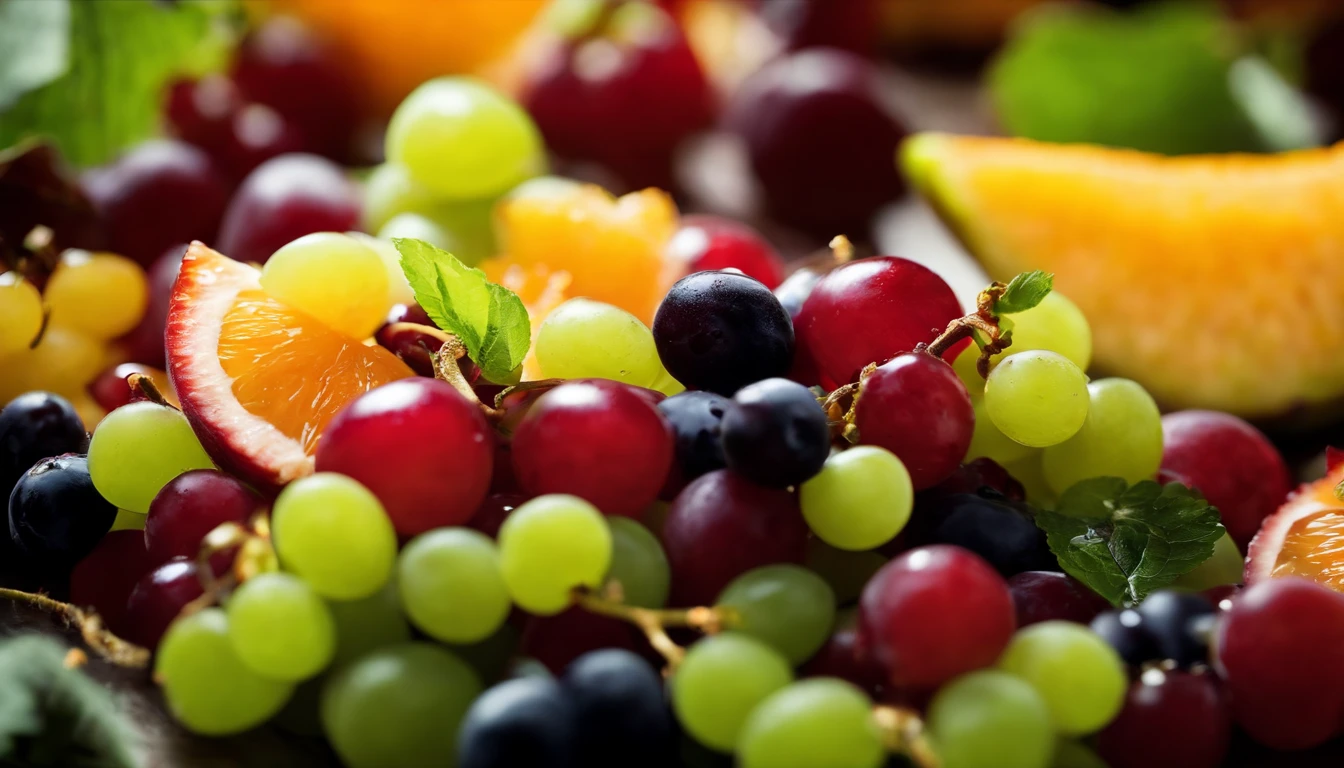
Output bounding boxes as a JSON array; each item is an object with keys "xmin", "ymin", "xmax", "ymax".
[{"xmin": 1248, "ymin": 463, "xmax": 1344, "ymax": 589}]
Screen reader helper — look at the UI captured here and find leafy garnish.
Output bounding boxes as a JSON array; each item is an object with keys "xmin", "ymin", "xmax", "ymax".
[
  {"xmin": 0, "ymin": 0, "xmax": 236, "ymax": 166},
  {"xmin": 0, "ymin": 636, "xmax": 138, "ymax": 767},
  {"xmin": 1036, "ymin": 477, "xmax": 1224, "ymax": 606},
  {"xmin": 395, "ymin": 238, "xmax": 531, "ymax": 383},
  {"xmin": 992, "ymin": 271, "xmax": 1053, "ymax": 315},
  {"xmin": 990, "ymin": 3, "xmax": 1321, "ymax": 155}
]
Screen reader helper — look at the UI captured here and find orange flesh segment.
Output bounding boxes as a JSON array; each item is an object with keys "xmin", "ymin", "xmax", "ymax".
[
  {"xmin": 1272, "ymin": 510, "xmax": 1344, "ymax": 590},
  {"xmin": 218, "ymin": 290, "xmax": 413, "ymax": 454}
]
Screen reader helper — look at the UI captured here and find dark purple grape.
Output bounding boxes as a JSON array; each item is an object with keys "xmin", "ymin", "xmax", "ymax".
[
  {"xmin": 563, "ymin": 649, "xmax": 675, "ymax": 768},
  {"xmin": 8, "ymin": 455, "xmax": 115, "ymax": 566},
  {"xmin": 215, "ymin": 153, "xmax": 360, "ymax": 264},
  {"xmin": 656, "ymin": 391, "xmax": 731, "ymax": 482},
  {"xmin": 0, "ymin": 391, "xmax": 89, "ymax": 499},
  {"xmin": 1008, "ymin": 571, "xmax": 1108, "ymax": 627},
  {"xmin": 1136, "ymin": 590, "xmax": 1216, "ymax": 668},
  {"xmin": 761, "ymin": 0, "xmax": 879, "ymax": 57},
  {"xmin": 901, "ymin": 493, "xmax": 1054, "ymax": 577},
  {"xmin": 1091, "ymin": 609, "xmax": 1162, "ymax": 667},
  {"xmin": 458, "ymin": 677, "xmax": 577, "ymax": 768},
  {"xmin": 721, "ymin": 378, "xmax": 829, "ymax": 488},
  {"xmin": 772, "ymin": 268, "xmax": 822, "ymax": 319}
]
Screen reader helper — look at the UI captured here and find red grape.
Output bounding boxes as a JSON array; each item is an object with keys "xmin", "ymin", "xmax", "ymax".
[
  {"xmin": 1160, "ymin": 410, "xmax": 1291, "ymax": 550},
  {"xmin": 81, "ymin": 140, "xmax": 229, "ymax": 266},
  {"xmin": 796, "ymin": 256, "xmax": 961, "ymax": 390},
  {"xmin": 1007, "ymin": 571, "xmax": 1108, "ymax": 628},
  {"xmin": 87, "ymin": 363, "xmax": 160, "ymax": 413},
  {"xmin": 116, "ymin": 244, "xmax": 184, "ymax": 367},
  {"xmin": 511, "ymin": 380, "xmax": 673, "ymax": 518},
  {"xmin": 70, "ymin": 530, "xmax": 156, "ymax": 636},
  {"xmin": 1215, "ymin": 578, "xmax": 1344, "ymax": 750},
  {"xmin": 660, "ymin": 469, "xmax": 808, "ymax": 606},
  {"xmin": 471, "ymin": 492, "xmax": 531, "ymax": 539},
  {"xmin": 144, "ymin": 469, "xmax": 265, "ymax": 566},
  {"xmin": 1096, "ymin": 670, "xmax": 1231, "ymax": 768},
  {"xmin": 520, "ymin": 607, "xmax": 642, "ymax": 675},
  {"xmin": 216, "ymin": 103, "xmax": 307, "ymax": 180},
  {"xmin": 858, "ymin": 545, "xmax": 1015, "ymax": 689},
  {"xmin": 666, "ymin": 215, "xmax": 785, "ymax": 289},
  {"xmin": 215, "ymin": 153, "xmax": 360, "ymax": 264},
  {"xmin": 165, "ymin": 75, "xmax": 245, "ymax": 157},
  {"xmin": 854, "ymin": 352, "xmax": 973, "ymax": 489},
  {"xmin": 932, "ymin": 458, "xmax": 1025, "ymax": 501},
  {"xmin": 122, "ymin": 556, "xmax": 207, "ymax": 648},
  {"xmin": 761, "ymin": 0, "xmax": 879, "ymax": 57},
  {"xmin": 801, "ymin": 625, "xmax": 885, "ymax": 698},
  {"xmin": 315, "ymin": 378, "xmax": 493, "ymax": 536}
]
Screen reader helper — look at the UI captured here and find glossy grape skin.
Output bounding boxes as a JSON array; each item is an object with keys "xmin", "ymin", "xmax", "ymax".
[
  {"xmin": 216, "ymin": 153, "xmax": 361, "ymax": 265},
  {"xmin": 535, "ymin": 298, "xmax": 664, "ymax": 387},
  {"xmin": 1007, "ymin": 571, "xmax": 1108, "ymax": 628},
  {"xmin": 800, "ymin": 625, "xmax": 885, "ymax": 698},
  {"xmin": 470, "ymin": 491, "xmax": 529, "ymax": 539},
  {"xmin": 858, "ymin": 545, "xmax": 1015, "ymax": 689},
  {"xmin": 763, "ymin": 0, "xmax": 879, "ymax": 56},
  {"xmin": 998, "ymin": 621, "xmax": 1127, "ymax": 735},
  {"xmin": 1095, "ymin": 669, "xmax": 1231, "ymax": 768},
  {"xmin": 324, "ymin": 643, "xmax": 482, "ymax": 768},
  {"xmin": 796, "ymin": 257, "xmax": 962, "ymax": 390},
  {"xmin": 800, "ymin": 446, "xmax": 912, "ymax": 551},
  {"xmin": 259, "ymin": 231, "xmax": 391, "ymax": 340},
  {"xmin": 1159, "ymin": 410, "xmax": 1290, "ymax": 549},
  {"xmin": 1136, "ymin": 590, "xmax": 1216, "ymax": 668},
  {"xmin": 511, "ymin": 380, "xmax": 673, "ymax": 518},
  {"xmin": 156, "ymin": 608, "xmax": 294, "ymax": 735},
  {"xmin": 726, "ymin": 49, "xmax": 904, "ymax": 238},
  {"xmin": 86, "ymin": 363, "xmax": 164, "ymax": 413},
  {"xmin": 519, "ymin": 607, "xmax": 641, "ymax": 676},
  {"xmin": 387, "ymin": 77, "xmax": 543, "ymax": 200},
  {"xmin": 458, "ymin": 676, "xmax": 576, "ymax": 768},
  {"xmin": 123, "ymin": 557, "xmax": 207, "ymax": 648},
  {"xmin": 995, "ymin": 291, "xmax": 1092, "ymax": 371},
  {"xmin": 900, "ymin": 493, "xmax": 1054, "ymax": 578},
  {"xmin": 717, "ymin": 565, "xmax": 835, "ymax": 665},
  {"xmin": 0, "ymin": 272, "xmax": 43, "ymax": 360},
  {"xmin": 398, "ymin": 527, "xmax": 510, "ymax": 644},
  {"xmin": 653, "ymin": 271, "xmax": 794, "ymax": 397},
  {"xmin": 657, "ymin": 391, "xmax": 730, "ymax": 484},
  {"xmin": 87, "ymin": 401, "xmax": 215, "ymax": 514},
  {"xmin": 965, "ymin": 395, "xmax": 1035, "ymax": 466},
  {"xmin": 667, "ymin": 216, "xmax": 785, "ymax": 289},
  {"xmin": 0, "ymin": 391, "xmax": 88, "ymax": 499},
  {"xmin": 81, "ymin": 140, "xmax": 229, "ymax": 266},
  {"xmin": 673, "ymin": 633, "xmax": 794, "ymax": 753},
  {"xmin": 737, "ymin": 678, "xmax": 884, "ymax": 768},
  {"xmin": 271, "ymin": 473, "xmax": 398, "ymax": 600},
  {"xmin": 144, "ymin": 469, "xmax": 264, "ymax": 566},
  {"xmin": 925, "ymin": 670, "xmax": 1054, "ymax": 768},
  {"xmin": 8, "ymin": 455, "xmax": 116, "ymax": 566},
  {"xmin": 721, "ymin": 378, "xmax": 829, "ymax": 489},
  {"xmin": 606, "ymin": 517, "xmax": 671, "ymax": 609},
  {"xmin": 564, "ymin": 649, "xmax": 677, "ymax": 768},
  {"xmin": 499, "ymin": 494, "xmax": 612, "ymax": 615},
  {"xmin": 661, "ymin": 470, "xmax": 809, "ymax": 606},
  {"xmin": 315, "ymin": 378, "xmax": 493, "ymax": 535},
  {"xmin": 984, "ymin": 351, "xmax": 1090, "ymax": 449},
  {"xmin": 69, "ymin": 529, "xmax": 155, "ymax": 635},
  {"xmin": 1089, "ymin": 610, "xmax": 1161, "ymax": 667},
  {"xmin": 325, "ymin": 579, "xmax": 412, "ymax": 669},
  {"xmin": 45, "ymin": 249, "xmax": 148, "ymax": 341},
  {"xmin": 1042, "ymin": 378, "xmax": 1163, "ymax": 494},
  {"xmin": 854, "ymin": 353, "xmax": 974, "ymax": 489},
  {"xmin": 227, "ymin": 571, "xmax": 336, "ymax": 681},
  {"xmin": 165, "ymin": 75, "xmax": 245, "ymax": 158}
]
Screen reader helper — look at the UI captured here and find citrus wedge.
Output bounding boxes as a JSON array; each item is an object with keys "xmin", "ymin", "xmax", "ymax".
[
  {"xmin": 1246, "ymin": 462, "xmax": 1344, "ymax": 589},
  {"xmin": 167, "ymin": 243, "xmax": 413, "ymax": 490}
]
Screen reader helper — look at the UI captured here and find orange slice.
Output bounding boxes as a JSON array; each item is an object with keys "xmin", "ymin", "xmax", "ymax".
[
  {"xmin": 1245, "ymin": 462, "xmax": 1344, "ymax": 589},
  {"xmin": 167, "ymin": 243, "xmax": 413, "ymax": 489}
]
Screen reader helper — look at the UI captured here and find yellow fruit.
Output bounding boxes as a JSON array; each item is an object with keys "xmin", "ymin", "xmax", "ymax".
[
  {"xmin": 45, "ymin": 250, "xmax": 149, "ymax": 341},
  {"xmin": 259, "ymin": 232, "xmax": 392, "ymax": 340},
  {"xmin": 0, "ymin": 271, "xmax": 43, "ymax": 358}
]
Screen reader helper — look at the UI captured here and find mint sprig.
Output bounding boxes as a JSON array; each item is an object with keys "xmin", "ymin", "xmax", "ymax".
[
  {"xmin": 1036, "ymin": 477, "xmax": 1224, "ymax": 606},
  {"xmin": 394, "ymin": 237, "xmax": 531, "ymax": 384},
  {"xmin": 992, "ymin": 270, "xmax": 1052, "ymax": 316}
]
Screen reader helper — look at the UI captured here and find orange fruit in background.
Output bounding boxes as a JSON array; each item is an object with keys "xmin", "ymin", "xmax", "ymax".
[
  {"xmin": 483, "ymin": 260, "xmax": 573, "ymax": 381},
  {"xmin": 1246, "ymin": 462, "xmax": 1344, "ymax": 589}
]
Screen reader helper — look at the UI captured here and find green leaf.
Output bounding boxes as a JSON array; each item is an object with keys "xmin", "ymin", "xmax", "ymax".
[
  {"xmin": 1037, "ymin": 478, "xmax": 1225, "ymax": 606},
  {"xmin": 0, "ymin": 0, "xmax": 237, "ymax": 166},
  {"xmin": 989, "ymin": 2, "xmax": 1322, "ymax": 155},
  {"xmin": 395, "ymin": 237, "xmax": 531, "ymax": 383},
  {"xmin": 0, "ymin": 636, "xmax": 138, "ymax": 767},
  {"xmin": 993, "ymin": 271, "xmax": 1052, "ymax": 315}
]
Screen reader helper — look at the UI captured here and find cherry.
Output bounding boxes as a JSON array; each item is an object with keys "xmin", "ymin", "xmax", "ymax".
[
  {"xmin": 70, "ymin": 530, "xmax": 156, "ymax": 636},
  {"xmin": 1007, "ymin": 571, "xmax": 1108, "ymax": 628},
  {"xmin": 144, "ymin": 469, "xmax": 265, "ymax": 566},
  {"xmin": 1096, "ymin": 670, "xmax": 1231, "ymax": 768},
  {"xmin": 854, "ymin": 352, "xmax": 973, "ymax": 489},
  {"xmin": 215, "ymin": 153, "xmax": 361, "ymax": 264},
  {"xmin": 665, "ymin": 215, "xmax": 785, "ymax": 289}
]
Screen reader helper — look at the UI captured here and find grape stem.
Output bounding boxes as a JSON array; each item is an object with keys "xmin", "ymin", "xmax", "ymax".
[
  {"xmin": 126, "ymin": 372, "xmax": 176, "ymax": 409},
  {"xmin": 1334, "ymin": 477, "xmax": 1343, "ymax": 502},
  {"xmin": 573, "ymin": 588, "xmax": 738, "ymax": 671},
  {"xmin": 872, "ymin": 705, "xmax": 939, "ymax": 768},
  {"xmin": 0, "ymin": 587, "xmax": 150, "ymax": 668},
  {"xmin": 922, "ymin": 280, "xmax": 1017, "ymax": 378},
  {"xmin": 430, "ymin": 335, "xmax": 506, "ymax": 420}
]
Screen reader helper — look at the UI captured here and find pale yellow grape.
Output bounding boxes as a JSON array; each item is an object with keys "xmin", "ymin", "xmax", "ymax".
[
  {"xmin": 0, "ymin": 326, "xmax": 106, "ymax": 404},
  {"xmin": 1041, "ymin": 378, "xmax": 1163, "ymax": 495},
  {"xmin": 535, "ymin": 298, "xmax": 663, "ymax": 386},
  {"xmin": 362, "ymin": 162, "xmax": 438, "ymax": 233},
  {"xmin": 952, "ymin": 343, "xmax": 985, "ymax": 396},
  {"xmin": 984, "ymin": 351, "xmax": 1089, "ymax": 448},
  {"xmin": 997, "ymin": 621, "xmax": 1127, "ymax": 736},
  {"xmin": 111, "ymin": 509, "xmax": 147, "ymax": 532},
  {"xmin": 0, "ymin": 272, "xmax": 43, "ymax": 358},
  {"xmin": 800, "ymin": 446, "xmax": 913, "ymax": 551},
  {"xmin": 377, "ymin": 212, "xmax": 452, "ymax": 251},
  {"xmin": 347, "ymin": 232, "xmax": 415, "ymax": 306},
  {"xmin": 260, "ymin": 232, "xmax": 391, "ymax": 340},
  {"xmin": 271, "ymin": 473, "xmax": 398, "ymax": 600},
  {"xmin": 650, "ymin": 367, "xmax": 687, "ymax": 397},
  {"xmin": 45, "ymin": 250, "xmax": 148, "ymax": 340},
  {"xmin": 998, "ymin": 292, "xmax": 1092, "ymax": 371},
  {"xmin": 965, "ymin": 395, "xmax": 1034, "ymax": 465},
  {"xmin": 498, "ymin": 494, "xmax": 611, "ymax": 615},
  {"xmin": 87, "ymin": 401, "xmax": 215, "ymax": 513},
  {"xmin": 1004, "ymin": 453, "xmax": 1056, "ymax": 509}
]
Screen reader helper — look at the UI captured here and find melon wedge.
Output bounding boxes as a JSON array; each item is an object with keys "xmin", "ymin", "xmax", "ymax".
[{"xmin": 904, "ymin": 134, "xmax": 1344, "ymax": 422}]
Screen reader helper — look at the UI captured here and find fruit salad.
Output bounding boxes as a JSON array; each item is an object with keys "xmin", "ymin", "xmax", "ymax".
[{"xmin": 1, "ymin": 2, "xmax": 1343, "ymax": 768}]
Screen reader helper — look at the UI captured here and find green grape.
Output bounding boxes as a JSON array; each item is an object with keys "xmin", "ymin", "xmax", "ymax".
[
  {"xmin": 259, "ymin": 232, "xmax": 391, "ymax": 340},
  {"xmin": 385, "ymin": 77, "xmax": 544, "ymax": 200},
  {"xmin": 717, "ymin": 565, "xmax": 835, "ymax": 665},
  {"xmin": 272, "ymin": 473, "xmax": 397, "ymax": 600},
  {"xmin": 505, "ymin": 174, "xmax": 581, "ymax": 202},
  {"xmin": 87, "ymin": 401, "xmax": 215, "ymax": 514},
  {"xmin": 0, "ymin": 271, "xmax": 43, "ymax": 358},
  {"xmin": 650, "ymin": 365, "xmax": 687, "ymax": 397},
  {"xmin": 804, "ymin": 539, "xmax": 888, "ymax": 606},
  {"xmin": 449, "ymin": 622, "xmax": 521, "ymax": 684},
  {"xmin": 998, "ymin": 292, "xmax": 1092, "ymax": 371},
  {"xmin": 498, "ymin": 494, "xmax": 612, "ymax": 615},
  {"xmin": 327, "ymin": 580, "xmax": 411, "ymax": 668},
  {"xmin": 737, "ymin": 678, "xmax": 884, "ymax": 768},
  {"xmin": 535, "ymin": 298, "xmax": 664, "ymax": 387},
  {"xmin": 377, "ymin": 211, "xmax": 452, "ymax": 251},
  {"xmin": 984, "ymin": 350, "xmax": 1089, "ymax": 448},
  {"xmin": 227, "ymin": 572, "xmax": 336, "ymax": 682},
  {"xmin": 429, "ymin": 196, "xmax": 498, "ymax": 266},
  {"xmin": 926, "ymin": 670, "xmax": 1054, "ymax": 768},
  {"xmin": 998, "ymin": 621, "xmax": 1126, "ymax": 736},
  {"xmin": 322, "ymin": 643, "xmax": 481, "ymax": 768},
  {"xmin": 1052, "ymin": 739, "xmax": 1110, "ymax": 768},
  {"xmin": 1041, "ymin": 378, "xmax": 1163, "ymax": 495},
  {"xmin": 606, "ymin": 516, "xmax": 671, "ymax": 609},
  {"xmin": 952, "ymin": 342, "xmax": 985, "ymax": 397},
  {"xmin": 155, "ymin": 608, "xmax": 294, "ymax": 735},
  {"xmin": 347, "ymin": 232, "xmax": 416, "ymax": 307},
  {"xmin": 273, "ymin": 677, "xmax": 325, "ymax": 737},
  {"xmin": 1172, "ymin": 531, "xmax": 1243, "ymax": 591},
  {"xmin": 800, "ymin": 446, "xmax": 913, "ymax": 551},
  {"xmin": 398, "ymin": 527, "xmax": 510, "ymax": 644},
  {"xmin": 673, "ymin": 632, "xmax": 793, "ymax": 752},
  {"xmin": 966, "ymin": 395, "xmax": 1035, "ymax": 465},
  {"xmin": 363, "ymin": 162, "xmax": 438, "ymax": 233},
  {"xmin": 111, "ymin": 508, "xmax": 147, "ymax": 532}
]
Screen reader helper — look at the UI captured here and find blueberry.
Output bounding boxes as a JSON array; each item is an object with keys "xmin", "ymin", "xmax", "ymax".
[
  {"xmin": 721, "ymin": 378, "xmax": 829, "ymax": 488},
  {"xmin": 0, "ymin": 391, "xmax": 89, "ymax": 500},
  {"xmin": 904, "ymin": 493, "xmax": 1055, "ymax": 577},
  {"xmin": 8, "ymin": 454, "xmax": 116, "ymax": 566},
  {"xmin": 657, "ymin": 392, "xmax": 731, "ymax": 481}
]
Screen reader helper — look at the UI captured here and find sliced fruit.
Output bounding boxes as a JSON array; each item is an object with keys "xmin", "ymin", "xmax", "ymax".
[
  {"xmin": 167, "ymin": 243, "xmax": 413, "ymax": 489},
  {"xmin": 904, "ymin": 133, "xmax": 1344, "ymax": 422},
  {"xmin": 1245, "ymin": 462, "xmax": 1344, "ymax": 589}
]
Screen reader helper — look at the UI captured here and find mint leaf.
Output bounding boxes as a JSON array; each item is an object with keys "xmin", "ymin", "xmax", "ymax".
[
  {"xmin": 989, "ymin": 3, "xmax": 1321, "ymax": 155},
  {"xmin": 0, "ymin": 0, "xmax": 236, "ymax": 166},
  {"xmin": 394, "ymin": 237, "xmax": 531, "ymax": 383},
  {"xmin": 994, "ymin": 271, "xmax": 1052, "ymax": 315},
  {"xmin": 1037, "ymin": 478, "xmax": 1224, "ymax": 606}
]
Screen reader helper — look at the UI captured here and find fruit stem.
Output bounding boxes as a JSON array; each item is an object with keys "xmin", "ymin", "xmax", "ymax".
[
  {"xmin": 492, "ymin": 378, "xmax": 565, "ymax": 409},
  {"xmin": 922, "ymin": 279, "xmax": 1019, "ymax": 378},
  {"xmin": 127, "ymin": 372, "xmax": 176, "ymax": 409},
  {"xmin": 0, "ymin": 587, "xmax": 150, "ymax": 668},
  {"xmin": 432, "ymin": 335, "xmax": 505, "ymax": 419},
  {"xmin": 574, "ymin": 587, "xmax": 739, "ymax": 671},
  {"xmin": 872, "ymin": 705, "xmax": 939, "ymax": 768},
  {"xmin": 829, "ymin": 235, "xmax": 855, "ymax": 264}
]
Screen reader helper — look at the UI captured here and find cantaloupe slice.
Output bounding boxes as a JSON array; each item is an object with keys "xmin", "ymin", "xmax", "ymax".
[{"xmin": 904, "ymin": 133, "xmax": 1344, "ymax": 422}]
